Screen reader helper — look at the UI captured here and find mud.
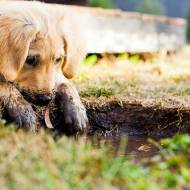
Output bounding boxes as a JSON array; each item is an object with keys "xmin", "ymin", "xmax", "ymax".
[
  {"xmin": 85, "ymin": 100, "xmax": 190, "ymax": 138},
  {"xmin": 27, "ymin": 99, "xmax": 190, "ymax": 139},
  {"xmin": 1, "ymin": 84, "xmax": 190, "ymax": 139}
]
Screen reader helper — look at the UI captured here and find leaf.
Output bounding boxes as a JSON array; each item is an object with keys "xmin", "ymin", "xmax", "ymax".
[
  {"xmin": 44, "ymin": 108, "xmax": 54, "ymax": 129},
  {"xmin": 138, "ymin": 145, "xmax": 151, "ymax": 152}
]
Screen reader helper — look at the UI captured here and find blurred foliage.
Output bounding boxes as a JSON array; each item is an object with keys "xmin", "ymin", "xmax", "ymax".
[
  {"xmin": 0, "ymin": 124, "xmax": 190, "ymax": 189},
  {"xmin": 128, "ymin": 54, "xmax": 141, "ymax": 64},
  {"xmin": 186, "ymin": 9, "xmax": 190, "ymax": 42},
  {"xmin": 135, "ymin": 0, "xmax": 165, "ymax": 15},
  {"xmin": 117, "ymin": 53, "xmax": 129, "ymax": 61},
  {"xmin": 87, "ymin": 0, "xmax": 114, "ymax": 9},
  {"xmin": 162, "ymin": 134, "xmax": 190, "ymax": 152},
  {"xmin": 83, "ymin": 54, "xmax": 98, "ymax": 66}
]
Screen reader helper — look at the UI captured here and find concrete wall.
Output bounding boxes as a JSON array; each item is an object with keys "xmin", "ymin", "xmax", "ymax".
[{"xmin": 62, "ymin": 6, "xmax": 187, "ymax": 53}]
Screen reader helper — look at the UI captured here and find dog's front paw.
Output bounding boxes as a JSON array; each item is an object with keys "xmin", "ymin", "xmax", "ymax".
[
  {"xmin": 55, "ymin": 84, "xmax": 88, "ymax": 135},
  {"xmin": 6, "ymin": 98, "xmax": 37, "ymax": 132},
  {"xmin": 3, "ymin": 86, "xmax": 37, "ymax": 132}
]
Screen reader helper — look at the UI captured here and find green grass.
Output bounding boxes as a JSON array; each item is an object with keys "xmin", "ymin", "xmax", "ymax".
[
  {"xmin": 80, "ymin": 87, "xmax": 115, "ymax": 97},
  {"xmin": 82, "ymin": 54, "xmax": 98, "ymax": 67},
  {"xmin": 0, "ymin": 120, "xmax": 190, "ymax": 190},
  {"xmin": 168, "ymin": 85, "xmax": 190, "ymax": 96}
]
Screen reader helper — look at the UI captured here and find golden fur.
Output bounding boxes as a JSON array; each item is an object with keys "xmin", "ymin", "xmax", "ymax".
[{"xmin": 0, "ymin": 1, "xmax": 86, "ymax": 92}]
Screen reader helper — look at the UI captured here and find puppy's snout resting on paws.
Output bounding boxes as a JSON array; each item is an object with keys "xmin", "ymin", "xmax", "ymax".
[
  {"xmin": 18, "ymin": 88, "xmax": 54, "ymax": 105},
  {"xmin": 0, "ymin": 1, "xmax": 88, "ymax": 133}
]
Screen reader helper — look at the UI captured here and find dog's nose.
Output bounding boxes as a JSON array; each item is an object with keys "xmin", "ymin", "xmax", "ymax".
[
  {"xmin": 19, "ymin": 88, "xmax": 54, "ymax": 106},
  {"xmin": 37, "ymin": 93, "xmax": 53, "ymax": 104},
  {"xmin": 28, "ymin": 92, "xmax": 54, "ymax": 106}
]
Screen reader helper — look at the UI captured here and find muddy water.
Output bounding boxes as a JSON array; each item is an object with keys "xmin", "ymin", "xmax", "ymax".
[
  {"xmin": 91, "ymin": 136, "xmax": 160, "ymax": 161},
  {"xmin": 124, "ymin": 136, "xmax": 159, "ymax": 161}
]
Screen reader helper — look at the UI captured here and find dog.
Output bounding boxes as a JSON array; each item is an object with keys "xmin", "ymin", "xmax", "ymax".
[{"xmin": 0, "ymin": 1, "xmax": 88, "ymax": 133}]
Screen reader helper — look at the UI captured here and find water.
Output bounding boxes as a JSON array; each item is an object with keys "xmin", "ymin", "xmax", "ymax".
[{"xmin": 91, "ymin": 135, "xmax": 159, "ymax": 162}]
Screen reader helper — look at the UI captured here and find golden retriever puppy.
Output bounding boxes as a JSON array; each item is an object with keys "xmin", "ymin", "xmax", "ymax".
[{"xmin": 0, "ymin": 1, "xmax": 88, "ymax": 132}]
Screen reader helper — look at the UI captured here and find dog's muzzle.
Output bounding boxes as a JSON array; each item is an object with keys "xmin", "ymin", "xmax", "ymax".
[{"xmin": 18, "ymin": 88, "xmax": 54, "ymax": 106}]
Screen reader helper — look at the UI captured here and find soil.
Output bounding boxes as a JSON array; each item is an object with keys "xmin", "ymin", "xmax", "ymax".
[
  {"xmin": 85, "ymin": 100, "xmax": 190, "ymax": 138},
  {"xmin": 28, "ymin": 98, "xmax": 190, "ymax": 139}
]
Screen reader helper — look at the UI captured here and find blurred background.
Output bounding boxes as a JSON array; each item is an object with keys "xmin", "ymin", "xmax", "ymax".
[
  {"xmin": 42, "ymin": 0, "xmax": 190, "ymax": 41},
  {"xmin": 43, "ymin": 0, "xmax": 190, "ymax": 18}
]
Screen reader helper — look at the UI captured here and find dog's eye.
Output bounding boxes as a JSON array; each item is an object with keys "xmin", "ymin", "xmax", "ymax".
[
  {"xmin": 55, "ymin": 57, "xmax": 63, "ymax": 65},
  {"xmin": 25, "ymin": 56, "xmax": 38, "ymax": 67}
]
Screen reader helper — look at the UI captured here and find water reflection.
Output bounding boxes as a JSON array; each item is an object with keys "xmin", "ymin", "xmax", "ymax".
[{"xmin": 90, "ymin": 135, "xmax": 159, "ymax": 162}]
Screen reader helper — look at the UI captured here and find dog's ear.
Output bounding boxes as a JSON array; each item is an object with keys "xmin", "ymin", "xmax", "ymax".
[
  {"xmin": 0, "ymin": 14, "xmax": 38, "ymax": 81},
  {"xmin": 60, "ymin": 15, "xmax": 86, "ymax": 79}
]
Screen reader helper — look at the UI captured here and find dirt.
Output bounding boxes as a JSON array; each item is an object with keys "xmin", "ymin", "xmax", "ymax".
[
  {"xmin": 85, "ymin": 100, "xmax": 190, "ymax": 138},
  {"xmin": 22, "ymin": 98, "xmax": 188, "ymax": 139}
]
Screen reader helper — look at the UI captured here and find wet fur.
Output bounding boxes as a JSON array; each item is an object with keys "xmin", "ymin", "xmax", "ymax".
[{"xmin": 0, "ymin": 82, "xmax": 37, "ymax": 131}]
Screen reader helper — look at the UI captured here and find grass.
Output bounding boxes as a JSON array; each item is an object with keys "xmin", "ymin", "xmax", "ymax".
[
  {"xmin": 0, "ymin": 122, "xmax": 190, "ymax": 190},
  {"xmin": 73, "ymin": 46, "xmax": 190, "ymax": 108},
  {"xmin": 80, "ymin": 87, "xmax": 115, "ymax": 97},
  {"xmin": 82, "ymin": 54, "xmax": 98, "ymax": 67}
]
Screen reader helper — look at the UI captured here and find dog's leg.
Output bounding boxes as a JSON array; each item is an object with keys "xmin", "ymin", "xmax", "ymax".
[
  {"xmin": 0, "ymin": 82, "xmax": 37, "ymax": 132},
  {"xmin": 54, "ymin": 76, "xmax": 88, "ymax": 135}
]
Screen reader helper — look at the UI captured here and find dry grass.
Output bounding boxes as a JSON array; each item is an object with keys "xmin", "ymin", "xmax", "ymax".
[{"xmin": 73, "ymin": 46, "xmax": 190, "ymax": 109}]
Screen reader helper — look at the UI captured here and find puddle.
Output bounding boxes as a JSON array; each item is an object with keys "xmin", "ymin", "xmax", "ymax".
[
  {"xmin": 124, "ymin": 136, "xmax": 159, "ymax": 161},
  {"xmin": 90, "ymin": 135, "xmax": 160, "ymax": 162}
]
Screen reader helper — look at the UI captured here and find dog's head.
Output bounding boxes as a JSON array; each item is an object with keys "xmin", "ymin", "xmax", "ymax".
[{"xmin": 0, "ymin": 2, "xmax": 86, "ymax": 94}]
